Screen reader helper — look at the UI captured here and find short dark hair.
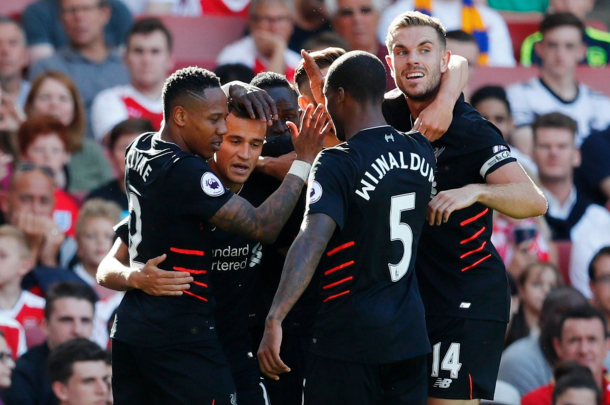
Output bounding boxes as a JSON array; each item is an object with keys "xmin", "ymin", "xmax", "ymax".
[
  {"xmin": 108, "ymin": 118, "xmax": 154, "ymax": 151},
  {"xmin": 45, "ymin": 282, "xmax": 97, "ymax": 320},
  {"xmin": 540, "ymin": 12, "xmax": 586, "ymax": 41},
  {"xmin": 470, "ymin": 85, "xmax": 511, "ymax": 113},
  {"xmin": 250, "ymin": 71, "xmax": 294, "ymax": 91},
  {"xmin": 532, "ymin": 112, "xmax": 578, "ymax": 141},
  {"xmin": 325, "ymin": 51, "xmax": 387, "ymax": 104},
  {"xmin": 557, "ymin": 305, "xmax": 608, "ymax": 340},
  {"xmin": 589, "ymin": 246, "xmax": 610, "ymax": 282},
  {"xmin": 539, "ymin": 286, "xmax": 588, "ymax": 366},
  {"xmin": 161, "ymin": 67, "xmax": 221, "ymax": 119},
  {"xmin": 386, "ymin": 11, "xmax": 446, "ymax": 52},
  {"xmin": 128, "ymin": 17, "xmax": 172, "ymax": 51},
  {"xmin": 446, "ymin": 29, "xmax": 476, "ymax": 44},
  {"xmin": 302, "ymin": 32, "xmax": 350, "ymax": 53},
  {"xmin": 294, "ymin": 47, "xmax": 346, "ymax": 94},
  {"xmin": 214, "ymin": 64, "xmax": 255, "ymax": 86},
  {"xmin": 48, "ymin": 338, "xmax": 107, "ymax": 384},
  {"xmin": 552, "ymin": 362, "xmax": 600, "ymax": 405}
]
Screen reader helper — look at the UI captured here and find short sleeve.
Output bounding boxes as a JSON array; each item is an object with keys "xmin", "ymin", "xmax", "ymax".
[
  {"xmin": 305, "ymin": 148, "xmax": 357, "ymax": 230},
  {"xmin": 114, "ymin": 216, "xmax": 129, "ymax": 245},
  {"xmin": 166, "ymin": 157, "xmax": 234, "ymax": 221},
  {"xmin": 467, "ymin": 120, "xmax": 517, "ymax": 179}
]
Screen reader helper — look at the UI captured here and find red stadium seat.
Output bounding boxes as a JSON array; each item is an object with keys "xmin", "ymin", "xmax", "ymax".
[
  {"xmin": 150, "ymin": 15, "xmax": 247, "ymax": 71},
  {"xmin": 555, "ymin": 240, "xmax": 572, "ymax": 285},
  {"xmin": 470, "ymin": 66, "xmax": 610, "ymax": 97},
  {"xmin": 502, "ymin": 13, "xmax": 542, "ymax": 62}
]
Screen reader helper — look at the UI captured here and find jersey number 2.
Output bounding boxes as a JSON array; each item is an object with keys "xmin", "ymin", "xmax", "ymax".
[{"xmin": 388, "ymin": 193, "xmax": 415, "ymax": 282}]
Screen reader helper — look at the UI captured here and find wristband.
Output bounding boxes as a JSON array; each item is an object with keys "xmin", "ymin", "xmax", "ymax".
[{"xmin": 287, "ymin": 160, "xmax": 312, "ymax": 181}]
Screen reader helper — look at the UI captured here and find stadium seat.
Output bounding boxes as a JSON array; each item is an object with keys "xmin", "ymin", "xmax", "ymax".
[
  {"xmin": 150, "ymin": 15, "xmax": 247, "ymax": 71},
  {"xmin": 502, "ymin": 13, "xmax": 542, "ymax": 62},
  {"xmin": 470, "ymin": 66, "xmax": 610, "ymax": 97},
  {"xmin": 555, "ymin": 240, "xmax": 572, "ymax": 285}
]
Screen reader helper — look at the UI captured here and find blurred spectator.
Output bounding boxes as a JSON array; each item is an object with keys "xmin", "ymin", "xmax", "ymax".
[
  {"xmin": 521, "ymin": 305, "xmax": 610, "ymax": 405},
  {"xmin": 0, "ymin": 226, "xmax": 45, "ymax": 349},
  {"xmin": 21, "ymin": 0, "xmax": 131, "ymax": 64},
  {"xmin": 289, "ymin": 0, "xmax": 332, "ymax": 52},
  {"xmin": 0, "ymin": 316, "xmax": 26, "ymax": 362},
  {"xmin": 86, "ymin": 118, "xmax": 154, "ymax": 215},
  {"xmin": 91, "ymin": 18, "xmax": 171, "ymax": 143},
  {"xmin": 17, "ymin": 117, "xmax": 80, "ymax": 238},
  {"xmin": 48, "ymin": 338, "xmax": 109, "ymax": 405},
  {"xmin": 552, "ymin": 367, "xmax": 600, "ymax": 405},
  {"xmin": 1, "ymin": 166, "xmax": 70, "ymax": 269},
  {"xmin": 470, "ymin": 85, "xmax": 537, "ymax": 174},
  {"xmin": 1, "ymin": 281, "xmax": 96, "ymax": 405},
  {"xmin": 0, "ymin": 331, "xmax": 15, "ymax": 393},
  {"xmin": 505, "ymin": 262, "xmax": 561, "ymax": 348},
  {"xmin": 325, "ymin": 0, "xmax": 394, "ymax": 90},
  {"xmin": 294, "ymin": 47, "xmax": 344, "ymax": 147},
  {"xmin": 377, "ymin": 0, "xmax": 516, "ymax": 67},
  {"xmin": 126, "ymin": 0, "xmax": 252, "ymax": 16},
  {"xmin": 302, "ymin": 31, "xmax": 350, "ymax": 52},
  {"xmin": 217, "ymin": 0, "xmax": 301, "ymax": 81},
  {"xmin": 28, "ymin": 0, "xmax": 130, "ymax": 138},
  {"xmin": 483, "ymin": 0, "xmax": 548, "ymax": 13},
  {"xmin": 25, "ymin": 71, "xmax": 114, "ymax": 196},
  {"xmin": 498, "ymin": 286, "xmax": 588, "ymax": 396},
  {"xmin": 507, "ymin": 13, "xmax": 610, "ymax": 154},
  {"xmin": 446, "ymin": 30, "xmax": 478, "ymax": 99},
  {"xmin": 574, "ymin": 126, "xmax": 610, "ymax": 207},
  {"xmin": 589, "ymin": 247, "xmax": 610, "ymax": 331},
  {"xmin": 214, "ymin": 64, "xmax": 256, "ymax": 86},
  {"xmin": 0, "ymin": 18, "xmax": 30, "ymax": 110},
  {"xmin": 531, "ymin": 113, "xmax": 610, "ymax": 298},
  {"xmin": 521, "ymin": 0, "xmax": 609, "ymax": 67},
  {"xmin": 72, "ymin": 199, "xmax": 121, "ymax": 300}
]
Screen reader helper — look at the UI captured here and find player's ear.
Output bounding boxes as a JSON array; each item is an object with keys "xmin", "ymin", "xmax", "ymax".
[
  {"xmin": 440, "ymin": 49, "xmax": 451, "ymax": 74},
  {"xmin": 337, "ymin": 88, "xmax": 345, "ymax": 104},
  {"xmin": 385, "ymin": 54, "xmax": 395, "ymax": 78},
  {"xmin": 52, "ymin": 381, "xmax": 69, "ymax": 401},
  {"xmin": 298, "ymin": 95, "xmax": 309, "ymax": 111},
  {"xmin": 172, "ymin": 105, "xmax": 186, "ymax": 127}
]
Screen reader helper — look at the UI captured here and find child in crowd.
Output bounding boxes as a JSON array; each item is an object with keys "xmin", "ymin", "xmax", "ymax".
[
  {"xmin": 0, "ymin": 225, "xmax": 45, "ymax": 349},
  {"xmin": 505, "ymin": 262, "xmax": 562, "ymax": 347}
]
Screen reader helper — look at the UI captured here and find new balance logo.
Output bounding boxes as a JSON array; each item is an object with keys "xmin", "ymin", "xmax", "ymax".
[
  {"xmin": 385, "ymin": 133, "xmax": 394, "ymax": 142},
  {"xmin": 433, "ymin": 378, "xmax": 453, "ymax": 389}
]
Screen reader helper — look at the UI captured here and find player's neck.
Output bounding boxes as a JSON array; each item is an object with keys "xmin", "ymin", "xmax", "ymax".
[
  {"xmin": 207, "ymin": 160, "xmax": 242, "ymax": 193},
  {"xmin": 342, "ymin": 103, "xmax": 387, "ymax": 141},
  {"xmin": 0, "ymin": 282, "xmax": 22, "ymax": 311},
  {"xmin": 405, "ymin": 98, "xmax": 434, "ymax": 122},
  {"xmin": 160, "ymin": 125, "xmax": 188, "ymax": 152},
  {"xmin": 539, "ymin": 70, "xmax": 578, "ymax": 101}
]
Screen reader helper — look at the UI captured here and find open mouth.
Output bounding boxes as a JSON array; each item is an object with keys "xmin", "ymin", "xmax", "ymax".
[
  {"xmin": 232, "ymin": 164, "xmax": 250, "ymax": 175},
  {"xmin": 406, "ymin": 72, "xmax": 425, "ymax": 80}
]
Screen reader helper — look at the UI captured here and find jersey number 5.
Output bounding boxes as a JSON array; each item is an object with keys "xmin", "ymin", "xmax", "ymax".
[{"xmin": 388, "ymin": 193, "xmax": 415, "ymax": 282}]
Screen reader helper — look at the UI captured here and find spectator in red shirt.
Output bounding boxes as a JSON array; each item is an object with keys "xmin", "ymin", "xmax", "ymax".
[{"xmin": 522, "ymin": 305, "xmax": 610, "ymax": 405}]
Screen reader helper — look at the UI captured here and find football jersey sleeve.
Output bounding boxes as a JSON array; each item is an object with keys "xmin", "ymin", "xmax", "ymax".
[
  {"xmin": 167, "ymin": 156, "xmax": 234, "ymax": 220},
  {"xmin": 114, "ymin": 216, "xmax": 129, "ymax": 245},
  {"xmin": 305, "ymin": 148, "xmax": 358, "ymax": 230},
  {"xmin": 468, "ymin": 120, "xmax": 518, "ymax": 180}
]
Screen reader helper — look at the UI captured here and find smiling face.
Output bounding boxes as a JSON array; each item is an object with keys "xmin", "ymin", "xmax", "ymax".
[
  {"xmin": 210, "ymin": 114, "xmax": 266, "ymax": 192},
  {"xmin": 386, "ymin": 25, "xmax": 449, "ymax": 102}
]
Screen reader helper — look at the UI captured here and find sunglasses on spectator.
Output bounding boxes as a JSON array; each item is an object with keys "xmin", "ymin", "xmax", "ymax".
[
  {"xmin": 336, "ymin": 6, "xmax": 374, "ymax": 17},
  {"xmin": 15, "ymin": 163, "xmax": 55, "ymax": 178}
]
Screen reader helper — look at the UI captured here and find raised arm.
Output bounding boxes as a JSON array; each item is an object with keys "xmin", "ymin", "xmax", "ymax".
[
  {"xmin": 412, "ymin": 54, "xmax": 468, "ymax": 141},
  {"xmin": 210, "ymin": 104, "xmax": 329, "ymax": 244},
  {"xmin": 97, "ymin": 238, "xmax": 193, "ymax": 295},
  {"xmin": 427, "ymin": 161, "xmax": 548, "ymax": 225},
  {"xmin": 258, "ymin": 213, "xmax": 337, "ymax": 379}
]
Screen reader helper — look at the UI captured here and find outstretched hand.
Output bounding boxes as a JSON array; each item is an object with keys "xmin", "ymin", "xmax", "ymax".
[
  {"xmin": 289, "ymin": 103, "xmax": 331, "ymax": 164},
  {"xmin": 131, "ymin": 254, "xmax": 194, "ymax": 296}
]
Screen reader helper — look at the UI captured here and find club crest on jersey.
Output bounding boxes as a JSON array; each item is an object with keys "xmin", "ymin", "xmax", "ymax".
[
  {"xmin": 201, "ymin": 172, "xmax": 225, "ymax": 197},
  {"xmin": 309, "ymin": 181, "xmax": 323, "ymax": 204},
  {"xmin": 433, "ymin": 147, "xmax": 445, "ymax": 159}
]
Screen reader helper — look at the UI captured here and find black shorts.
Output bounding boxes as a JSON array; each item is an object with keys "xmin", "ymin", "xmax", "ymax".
[
  {"xmin": 303, "ymin": 353, "xmax": 427, "ymax": 405},
  {"xmin": 228, "ymin": 351, "xmax": 269, "ymax": 405},
  {"xmin": 112, "ymin": 338, "xmax": 236, "ymax": 405},
  {"xmin": 425, "ymin": 316, "xmax": 507, "ymax": 400}
]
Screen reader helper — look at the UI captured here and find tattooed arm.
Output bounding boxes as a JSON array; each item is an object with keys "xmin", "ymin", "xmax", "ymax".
[
  {"xmin": 210, "ymin": 104, "xmax": 330, "ymax": 244},
  {"xmin": 257, "ymin": 213, "xmax": 336, "ymax": 379}
]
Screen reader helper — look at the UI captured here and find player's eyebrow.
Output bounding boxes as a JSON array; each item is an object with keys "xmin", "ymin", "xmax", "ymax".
[{"xmin": 418, "ymin": 40, "xmax": 434, "ymax": 47}]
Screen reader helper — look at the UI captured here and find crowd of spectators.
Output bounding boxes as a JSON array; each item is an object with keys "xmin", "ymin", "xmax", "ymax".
[{"xmin": 0, "ymin": 0, "xmax": 609, "ymax": 404}]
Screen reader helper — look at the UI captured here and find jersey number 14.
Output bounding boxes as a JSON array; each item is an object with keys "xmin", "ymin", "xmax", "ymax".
[{"xmin": 389, "ymin": 193, "xmax": 415, "ymax": 282}]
